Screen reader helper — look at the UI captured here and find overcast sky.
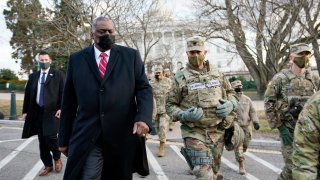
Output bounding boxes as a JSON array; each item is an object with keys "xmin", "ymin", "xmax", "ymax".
[
  {"xmin": 0, "ymin": 0, "xmax": 20, "ymax": 73},
  {"xmin": 0, "ymin": 0, "xmax": 193, "ymax": 75}
]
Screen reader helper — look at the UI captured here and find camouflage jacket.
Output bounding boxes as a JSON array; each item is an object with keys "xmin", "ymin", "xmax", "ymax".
[
  {"xmin": 150, "ymin": 77, "xmax": 171, "ymax": 114},
  {"xmin": 292, "ymin": 90, "xmax": 320, "ymax": 180},
  {"xmin": 236, "ymin": 93, "xmax": 259, "ymax": 127},
  {"xmin": 264, "ymin": 68, "xmax": 319, "ymax": 129},
  {"xmin": 165, "ymin": 63, "xmax": 236, "ymax": 131}
]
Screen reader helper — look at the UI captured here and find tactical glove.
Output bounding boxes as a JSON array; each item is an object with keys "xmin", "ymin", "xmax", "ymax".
[
  {"xmin": 253, "ymin": 122, "xmax": 260, "ymax": 130},
  {"xmin": 178, "ymin": 107, "xmax": 203, "ymax": 122},
  {"xmin": 289, "ymin": 104, "xmax": 303, "ymax": 119},
  {"xmin": 278, "ymin": 125, "xmax": 293, "ymax": 145},
  {"xmin": 216, "ymin": 99, "xmax": 236, "ymax": 118}
]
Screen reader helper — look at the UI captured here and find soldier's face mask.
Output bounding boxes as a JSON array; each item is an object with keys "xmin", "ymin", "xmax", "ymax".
[
  {"xmin": 234, "ymin": 87, "xmax": 242, "ymax": 92},
  {"xmin": 155, "ymin": 72, "xmax": 163, "ymax": 80},
  {"xmin": 39, "ymin": 62, "xmax": 50, "ymax": 70},
  {"xmin": 188, "ymin": 54, "xmax": 205, "ymax": 67},
  {"xmin": 98, "ymin": 34, "xmax": 115, "ymax": 51},
  {"xmin": 293, "ymin": 56, "xmax": 310, "ymax": 68}
]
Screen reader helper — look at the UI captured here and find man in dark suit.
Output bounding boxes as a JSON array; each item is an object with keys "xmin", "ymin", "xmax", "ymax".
[
  {"xmin": 58, "ymin": 16, "xmax": 153, "ymax": 180},
  {"xmin": 22, "ymin": 51, "xmax": 65, "ymax": 176}
]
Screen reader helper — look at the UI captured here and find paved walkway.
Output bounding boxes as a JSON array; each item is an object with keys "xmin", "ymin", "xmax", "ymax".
[
  {"xmin": 0, "ymin": 92, "xmax": 265, "ymax": 110},
  {"xmin": 253, "ymin": 100, "xmax": 264, "ymax": 111},
  {"xmin": 0, "ymin": 92, "xmax": 24, "ymax": 100},
  {"xmin": 0, "ymin": 91, "xmax": 277, "ymax": 150},
  {"xmin": 0, "ymin": 120, "xmax": 280, "ymax": 151}
]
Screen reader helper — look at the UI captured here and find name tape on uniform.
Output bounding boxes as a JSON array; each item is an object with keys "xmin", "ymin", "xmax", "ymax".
[{"xmin": 189, "ymin": 80, "xmax": 220, "ymax": 90}]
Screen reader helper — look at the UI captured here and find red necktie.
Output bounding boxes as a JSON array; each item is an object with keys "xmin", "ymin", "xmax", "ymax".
[{"xmin": 99, "ymin": 53, "xmax": 107, "ymax": 78}]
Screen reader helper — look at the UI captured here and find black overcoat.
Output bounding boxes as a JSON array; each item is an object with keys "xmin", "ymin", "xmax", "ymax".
[
  {"xmin": 59, "ymin": 45, "xmax": 153, "ymax": 180},
  {"xmin": 22, "ymin": 68, "xmax": 65, "ymax": 138}
]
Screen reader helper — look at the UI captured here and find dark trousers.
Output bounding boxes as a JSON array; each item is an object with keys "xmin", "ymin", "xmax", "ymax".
[
  {"xmin": 36, "ymin": 106, "xmax": 61, "ymax": 167},
  {"xmin": 82, "ymin": 135, "xmax": 104, "ymax": 180}
]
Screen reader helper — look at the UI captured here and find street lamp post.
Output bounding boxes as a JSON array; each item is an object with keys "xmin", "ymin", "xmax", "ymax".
[{"xmin": 9, "ymin": 91, "xmax": 17, "ymax": 120}]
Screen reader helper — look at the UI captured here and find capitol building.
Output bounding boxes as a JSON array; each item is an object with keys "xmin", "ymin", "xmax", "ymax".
[{"xmin": 117, "ymin": 24, "xmax": 247, "ymax": 75}]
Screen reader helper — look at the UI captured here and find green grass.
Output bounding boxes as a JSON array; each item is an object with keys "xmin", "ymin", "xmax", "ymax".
[
  {"xmin": 243, "ymin": 90, "xmax": 262, "ymax": 101},
  {"xmin": 256, "ymin": 110, "xmax": 278, "ymax": 133},
  {"xmin": 251, "ymin": 110, "xmax": 279, "ymax": 140},
  {"xmin": 0, "ymin": 100, "xmax": 23, "ymax": 120}
]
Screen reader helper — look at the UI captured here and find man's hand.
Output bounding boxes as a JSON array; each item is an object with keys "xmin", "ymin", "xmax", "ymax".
[
  {"xmin": 253, "ymin": 122, "xmax": 260, "ymax": 130},
  {"xmin": 59, "ymin": 146, "xmax": 68, "ymax": 157},
  {"xmin": 20, "ymin": 113, "xmax": 27, "ymax": 121},
  {"xmin": 178, "ymin": 107, "xmax": 203, "ymax": 122},
  {"xmin": 133, "ymin": 121, "xmax": 149, "ymax": 137},
  {"xmin": 216, "ymin": 99, "xmax": 236, "ymax": 118},
  {"xmin": 55, "ymin": 110, "xmax": 61, "ymax": 119},
  {"xmin": 278, "ymin": 125, "xmax": 293, "ymax": 145}
]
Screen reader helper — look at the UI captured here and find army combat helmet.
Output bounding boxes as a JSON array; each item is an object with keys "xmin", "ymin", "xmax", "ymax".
[{"xmin": 224, "ymin": 122, "xmax": 245, "ymax": 151}]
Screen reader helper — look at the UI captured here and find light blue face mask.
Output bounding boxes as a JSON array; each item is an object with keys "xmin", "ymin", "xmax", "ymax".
[{"xmin": 39, "ymin": 62, "xmax": 50, "ymax": 69}]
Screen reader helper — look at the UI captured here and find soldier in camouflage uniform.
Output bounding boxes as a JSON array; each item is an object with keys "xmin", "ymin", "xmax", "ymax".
[
  {"xmin": 292, "ymin": 90, "xmax": 320, "ymax": 180},
  {"xmin": 231, "ymin": 80, "xmax": 260, "ymax": 175},
  {"xmin": 150, "ymin": 66, "xmax": 171, "ymax": 157},
  {"xmin": 166, "ymin": 36, "xmax": 238, "ymax": 180},
  {"xmin": 164, "ymin": 68, "xmax": 175, "ymax": 131},
  {"xmin": 264, "ymin": 43, "xmax": 319, "ymax": 180}
]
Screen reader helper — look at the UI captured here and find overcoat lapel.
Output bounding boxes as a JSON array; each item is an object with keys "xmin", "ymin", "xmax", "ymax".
[
  {"xmin": 44, "ymin": 69, "xmax": 54, "ymax": 85},
  {"xmin": 101, "ymin": 45, "xmax": 119, "ymax": 85},
  {"xmin": 84, "ymin": 46, "xmax": 102, "ymax": 83}
]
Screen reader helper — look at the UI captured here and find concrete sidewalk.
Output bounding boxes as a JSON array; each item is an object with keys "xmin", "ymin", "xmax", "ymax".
[
  {"xmin": 150, "ymin": 121, "xmax": 280, "ymax": 151},
  {"xmin": 0, "ymin": 92, "xmax": 265, "ymax": 110},
  {"xmin": 0, "ymin": 119, "xmax": 280, "ymax": 151},
  {"xmin": 0, "ymin": 92, "xmax": 24, "ymax": 100}
]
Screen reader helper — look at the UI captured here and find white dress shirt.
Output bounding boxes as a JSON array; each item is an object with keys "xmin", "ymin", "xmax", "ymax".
[
  {"xmin": 94, "ymin": 45, "xmax": 111, "ymax": 66},
  {"xmin": 36, "ymin": 68, "xmax": 50, "ymax": 105}
]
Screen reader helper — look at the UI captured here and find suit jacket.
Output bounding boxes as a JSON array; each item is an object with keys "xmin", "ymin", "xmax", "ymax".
[
  {"xmin": 22, "ymin": 68, "xmax": 65, "ymax": 138},
  {"xmin": 59, "ymin": 44, "xmax": 153, "ymax": 180}
]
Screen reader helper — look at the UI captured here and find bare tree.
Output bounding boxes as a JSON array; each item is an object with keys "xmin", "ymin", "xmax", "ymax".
[
  {"xmin": 298, "ymin": 0, "xmax": 320, "ymax": 76},
  {"xmin": 102, "ymin": 0, "xmax": 174, "ymax": 64},
  {"xmin": 192, "ymin": 0, "xmax": 320, "ymax": 97},
  {"xmin": 6, "ymin": 0, "xmax": 174, "ymax": 71}
]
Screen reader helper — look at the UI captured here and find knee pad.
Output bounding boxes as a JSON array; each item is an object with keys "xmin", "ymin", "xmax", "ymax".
[{"xmin": 180, "ymin": 147, "xmax": 212, "ymax": 170}]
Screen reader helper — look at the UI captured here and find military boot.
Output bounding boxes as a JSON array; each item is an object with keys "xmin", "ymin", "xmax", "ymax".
[
  {"xmin": 213, "ymin": 172, "xmax": 223, "ymax": 180},
  {"xmin": 158, "ymin": 142, "xmax": 165, "ymax": 157},
  {"xmin": 239, "ymin": 160, "xmax": 246, "ymax": 175}
]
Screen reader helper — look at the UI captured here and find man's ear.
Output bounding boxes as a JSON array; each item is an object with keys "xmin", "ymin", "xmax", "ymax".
[{"xmin": 288, "ymin": 55, "xmax": 294, "ymax": 62}]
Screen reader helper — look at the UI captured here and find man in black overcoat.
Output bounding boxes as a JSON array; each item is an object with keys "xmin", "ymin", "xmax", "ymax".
[
  {"xmin": 58, "ymin": 16, "xmax": 153, "ymax": 180},
  {"xmin": 22, "ymin": 51, "xmax": 65, "ymax": 176}
]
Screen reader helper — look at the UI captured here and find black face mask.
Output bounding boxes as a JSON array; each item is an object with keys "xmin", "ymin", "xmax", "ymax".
[
  {"xmin": 155, "ymin": 75, "xmax": 160, "ymax": 80},
  {"xmin": 234, "ymin": 88, "xmax": 242, "ymax": 92},
  {"xmin": 98, "ymin": 35, "xmax": 115, "ymax": 51}
]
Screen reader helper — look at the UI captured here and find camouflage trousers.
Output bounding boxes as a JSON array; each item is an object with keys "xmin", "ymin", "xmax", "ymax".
[
  {"xmin": 183, "ymin": 127, "xmax": 225, "ymax": 180},
  {"xmin": 235, "ymin": 125, "xmax": 252, "ymax": 162},
  {"xmin": 278, "ymin": 131, "xmax": 294, "ymax": 180},
  {"xmin": 154, "ymin": 113, "xmax": 169, "ymax": 142},
  {"xmin": 169, "ymin": 116, "xmax": 175, "ymax": 129}
]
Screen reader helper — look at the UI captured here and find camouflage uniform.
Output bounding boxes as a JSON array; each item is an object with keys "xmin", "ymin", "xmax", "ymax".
[
  {"xmin": 150, "ymin": 76, "xmax": 171, "ymax": 143},
  {"xmin": 264, "ymin": 43, "xmax": 319, "ymax": 180},
  {"xmin": 292, "ymin": 90, "xmax": 320, "ymax": 180},
  {"xmin": 231, "ymin": 81, "xmax": 259, "ymax": 164},
  {"xmin": 164, "ymin": 68, "xmax": 175, "ymax": 131},
  {"xmin": 166, "ymin": 62, "xmax": 236, "ymax": 179}
]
